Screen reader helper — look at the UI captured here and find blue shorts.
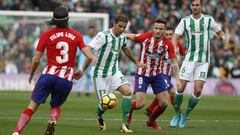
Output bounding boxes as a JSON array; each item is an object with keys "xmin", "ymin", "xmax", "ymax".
[
  {"xmin": 134, "ymin": 73, "xmax": 168, "ymax": 94},
  {"xmin": 161, "ymin": 73, "xmax": 174, "ymax": 90},
  {"xmin": 32, "ymin": 74, "xmax": 73, "ymax": 107}
]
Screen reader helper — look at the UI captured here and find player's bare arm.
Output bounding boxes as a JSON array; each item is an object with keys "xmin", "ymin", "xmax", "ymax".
[
  {"xmin": 29, "ymin": 51, "xmax": 43, "ymax": 84},
  {"xmin": 121, "ymin": 47, "xmax": 146, "ymax": 68},
  {"xmin": 216, "ymin": 31, "xmax": 226, "ymax": 46},
  {"xmin": 125, "ymin": 33, "xmax": 136, "ymax": 40},
  {"xmin": 171, "ymin": 58, "xmax": 182, "ymax": 90},
  {"xmin": 73, "ymin": 46, "xmax": 96, "ymax": 80},
  {"xmin": 172, "ymin": 34, "xmax": 181, "ymax": 55}
]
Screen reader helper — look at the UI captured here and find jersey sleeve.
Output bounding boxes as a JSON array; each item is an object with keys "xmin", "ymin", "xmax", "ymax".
[
  {"xmin": 89, "ymin": 32, "xmax": 105, "ymax": 50},
  {"xmin": 210, "ymin": 17, "xmax": 221, "ymax": 32},
  {"xmin": 166, "ymin": 40, "xmax": 176, "ymax": 59},
  {"xmin": 78, "ymin": 34, "xmax": 86, "ymax": 49},
  {"xmin": 177, "ymin": 42, "xmax": 186, "ymax": 56},
  {"xmin": 174, "ymin": 19, "xmax": 185, "ymax": 35},
  {"xmin": 133, "ymin": 32, "xmax": 152, "ymax": 42},
  {"xmin": 36, "ymin": 32, "xmax": 48, "ymax": 52}
]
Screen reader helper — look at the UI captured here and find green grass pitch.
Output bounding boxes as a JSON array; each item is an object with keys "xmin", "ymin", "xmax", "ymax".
[{"xmin": 0, "ymin": 91, "xmax": 239, "ymax": 135}]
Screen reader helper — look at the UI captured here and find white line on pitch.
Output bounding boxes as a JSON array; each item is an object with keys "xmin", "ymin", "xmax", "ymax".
[{"xmin": 0, "ymin": 116, "xmax": 239, "ymax": 123}]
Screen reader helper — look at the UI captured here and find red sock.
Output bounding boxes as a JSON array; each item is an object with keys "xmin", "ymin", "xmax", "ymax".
[
  {"xmin": 131, "ymin": 101, "xmax": 137, "ymax": 110},
  {"xmin": 49, "ymin": 106, "xmax": 61, "ymax": 121},
  {"xmin": 170, "ymin": 95, "xmax": 174, "ymax": 107},
  {"xmin": 15, "ymin": 108, "xmax": 34, "ymax": 133},
  {"xmin": 149, "ymin": 104, "xmax": 167, "ymax": 122},
  {"xmin": 147, "ymin": 97, "xmax": 158, "ymax": 112}
]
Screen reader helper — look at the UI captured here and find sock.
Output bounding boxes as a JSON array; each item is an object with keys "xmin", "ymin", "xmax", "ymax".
[
  {"xmin": 122, "ymin": 96, "xmax": 132, "ymax": 124},
  {"xmin": 149, "ymin": 104, "xmax": 167, "ymax": 122},
  {"xmin": 170, "ymin": 95, "xmax": 174, "ymax": 107},
  {"xmin": 146, "ymin": 97, "xmax": 158, "ymax": 112},
  {"xmin": 185, "ymin": 94, "xmax": 200, "ymax": 117},
  {"xmin": 15, "ymin": 108, "xmax": 34, "ymax": 133},
  {"xmin": 49, "ymin": 106, "xmax": 61, "ymax": 121},
  {"xmin": 96, "ymin": 104, "xmax": 105, "ymax": 117},
  {"xmin": 174, "ymin": 91, "xmax": 183, "ymax": 114}
]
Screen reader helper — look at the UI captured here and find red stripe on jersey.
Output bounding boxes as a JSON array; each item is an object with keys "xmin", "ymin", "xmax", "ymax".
[
  {"xmin": 42, "ymin": 65, "xmax": 73, "ymax": 81},
  {"xmin": 141, "ymin": 39, "xmax": 151, "ymax": 76},
  {"xmin": 149, "ymin": 42, "xmax": 159, "ymax": 75}
]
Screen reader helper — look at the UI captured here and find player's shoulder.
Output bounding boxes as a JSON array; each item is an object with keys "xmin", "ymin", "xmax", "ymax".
[
  {"xmin": 202, "ymin": 14, "xmax": 213, "ymax": 18},
  {"xmin": 102, "ymin": 29, "xmax": 111, "ymax": 35}
]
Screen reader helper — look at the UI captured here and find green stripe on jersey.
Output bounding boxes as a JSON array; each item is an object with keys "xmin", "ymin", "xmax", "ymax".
[
  {"xmin": 189, "ymin": 18, "xmax": 196, "ymax": 61},
  {"xmin": 94, "ymin": 35, "xmax": 108, "ymax": 77},
  {"xmin": 112, "ymin": 36, "xmax": 121, "ymax": 75},
  {"xmin": 184, "ymin": 20, "xmax": 189, "ymax": 61},
  {"xmin": 198, "ymin": 17, "xmax": 204, "ymax": 62},
  {"xmin": 102, "ymin": 35, "xmax": 115, "ymax": 77},
  {"xmin": 206, "ymin": 18, "xmax": 211, "ymax": 63}
]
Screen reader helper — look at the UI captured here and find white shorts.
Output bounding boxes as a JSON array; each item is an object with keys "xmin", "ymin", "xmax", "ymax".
[
  {"xmin": 92, "ymin": 71, "xmax": 129, "ymax": 101},
  {"xmin": 179, "ymin": 61, "xmax": 209, "ymax": 82}
]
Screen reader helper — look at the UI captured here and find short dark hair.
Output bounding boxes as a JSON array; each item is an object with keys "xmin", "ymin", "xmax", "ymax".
[
  {"xmin": 191, "ymin": 0, "xmax": 202, "ymax": 5},
  {"xmin": 154, "ymin": 18, "xmax": 167, "ymax": 26},
  {"xmin": 114, "ymin": 15, "xmax": 128, "ymax": 24},
  {"xmin": 47, "ymin": 6, "xmax": 69, "ymax": 28},
  {"xmin": 166, "ymin": 26, "xmax": 173, "ymax": 31}
]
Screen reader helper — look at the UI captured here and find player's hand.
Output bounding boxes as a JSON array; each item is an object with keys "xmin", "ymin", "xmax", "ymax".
[
  {"xmin": 136, "ymin": 61, "xmax": 147, "ymax": 69},
  {"xmin": 91, "ymin": 57, "xmax": 98, "ymax": 66},
  {"xmin": 73, "ymin": 70, "xmax": 84, "ymax": 80},
  {"xmin": 176, "ymin": 79, "xmax": 182, "ymax": 90},
  {"xmin": 221, "ymin": 36, "xmax": 227, "ymax": 48},
  {"xmin": 28, "ymin": 74, "xmax": 34, "ymax": 84}
]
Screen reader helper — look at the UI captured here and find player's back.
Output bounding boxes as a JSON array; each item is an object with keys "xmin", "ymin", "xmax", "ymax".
[{"xmin": 37, "ymin": 27, "xmax": 86, "ymax": 81}]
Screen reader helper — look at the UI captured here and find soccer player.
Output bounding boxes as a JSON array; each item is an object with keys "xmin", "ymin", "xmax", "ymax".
[
  {"xmin": 126, "ymin": 18, "xmax": 181, "ymax": 130},
  {"xmin": 145, "ymin": 26, "xmax": 186, "ymax": 116},
  {"xmin": 12, "ymin": 6, "xmax": 96, "ymax": 135},
  {"xmin": 75, "ymin": 15, "xmax": 146, "ymax": 133},
  {"xmin": 76, "ymin": 25, "xmax": 96, "ymax": 96},
  {"xmin": 170, "ymin": 0, "xmax": 226, "ymax": 128}
]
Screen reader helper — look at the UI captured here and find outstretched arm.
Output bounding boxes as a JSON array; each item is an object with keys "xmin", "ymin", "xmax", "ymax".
[
  {"xmin": 171, "ymin": 58, "xmax": 181, "ymax": 90},
  {"xmin": 73, "ymin": 46, "xmax": 97, "ymax": 80},
  {"xmin": 216, "ymin": 31, "xmax": 226, "ymax": 45},
  {"xmin": 125, "ymin": 33, "xmax": 136, "ymax": 40},
  {"xmin": 172, "ymin": 33, "xmax": 181, "ymax": 55},
  {"xmin": 29, "ymin": 51, "xmax": 43, "ymax": 84},
  {"xmin": 122, "ymin": 47, "xmax": 146, "ymax": 68}
]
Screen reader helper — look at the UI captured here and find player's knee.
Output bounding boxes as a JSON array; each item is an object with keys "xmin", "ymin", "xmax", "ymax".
[
  {"xmin": 136, "ymin": 100, "xmax": 145, "ymax": 108},
  {"xmin": 159, "ymin": 100, "xmax": 168, "ymax": 108},
  {"xmin": 194, "ymin": 89, "xmax": 202, "ymax": 97}
]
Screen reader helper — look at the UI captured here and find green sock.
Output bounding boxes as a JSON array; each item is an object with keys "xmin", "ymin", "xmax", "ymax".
[
  {"xmin": 174, "ymin": 92, "xmax": 183, "ymax": 115},
  {"xmin": 185, "ymin": 95, "xmax": 199, "ymax": 117},
  {"xmin": 122, "ymin": 96, "xmax": 132, "ymax": 124},
  {"xmin": 96, "ymin": 104, "xmax": 105, "ymax": 117}
]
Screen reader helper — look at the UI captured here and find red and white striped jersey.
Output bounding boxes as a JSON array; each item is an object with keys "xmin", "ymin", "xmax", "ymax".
[
  {"xmin": 133, "ymin": 32, "xmax": 176, "ymax": 77},
  {"xmin": 160, "ymin": 42, "xmax": 185, "ymax": 76},
  {"xmin": 36, "ymin": 27, "xmax": 86, "ymax": 81}
]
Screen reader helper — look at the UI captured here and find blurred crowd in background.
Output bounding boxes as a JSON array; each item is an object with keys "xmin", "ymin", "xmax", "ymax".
[{"xmin": 0, "ymin": 0, "xmax": 240, "ymax": 79}]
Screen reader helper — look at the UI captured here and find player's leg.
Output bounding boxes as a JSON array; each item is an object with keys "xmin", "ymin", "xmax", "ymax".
[
  {"xmin": 12, "ymin": 100, "xmax": 39, "ymax": 135},
  {"xmin": 111, "ymin": 71, "xmax": 133, "ymax": 133},
  {"xmin": 147, "ymin": 91, "xmax": 168, "ymax": 130},
  {"xmin": 13, "ymin": 74, "xmax": 51, "ymax": 135},
  {"xmin": 147, "ymin": 74, "xmax": 168, "ymax": 130},
  {"xmin": 76, "ymin": 78, "xmax": 83, "ymax": 96},
  {"xmin": 44, "ymin": 75, "xmax": 73, "ymax": 135},
  {"xmin": 145, "ymin": 96, "xmax": 158, "ymax": 116},
  {"xmin": 128, "ymin": 73, "xmax": 149, "ymax": 123},
  {"xmin": 85, "ymin": 73, "xmax": 91, "ymax": 96},
  {"xmin": 179, "ymin": 63, "xmax": 208, "ymax": 128},
  {"xmin": 170, "ymin": 61, "xmax": 193, "ymax": 127},
  {"xmin": 92, "ymin": 77, "xmax": 107, "ymax": 131}
]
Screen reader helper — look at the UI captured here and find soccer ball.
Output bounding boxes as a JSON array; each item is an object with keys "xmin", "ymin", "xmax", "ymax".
[{"xmin": 100, "ymin": 93, "xmax": 118, "ymax": 110}]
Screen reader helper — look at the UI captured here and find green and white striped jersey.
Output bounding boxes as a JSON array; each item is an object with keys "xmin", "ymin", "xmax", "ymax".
[
  {"xmin": 89, "ymin": 29, "xmax": 127, "ymax": 78},
  {"xmin": 175, "ymin": 14, "xmax": 221, "ymax": 63}
]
